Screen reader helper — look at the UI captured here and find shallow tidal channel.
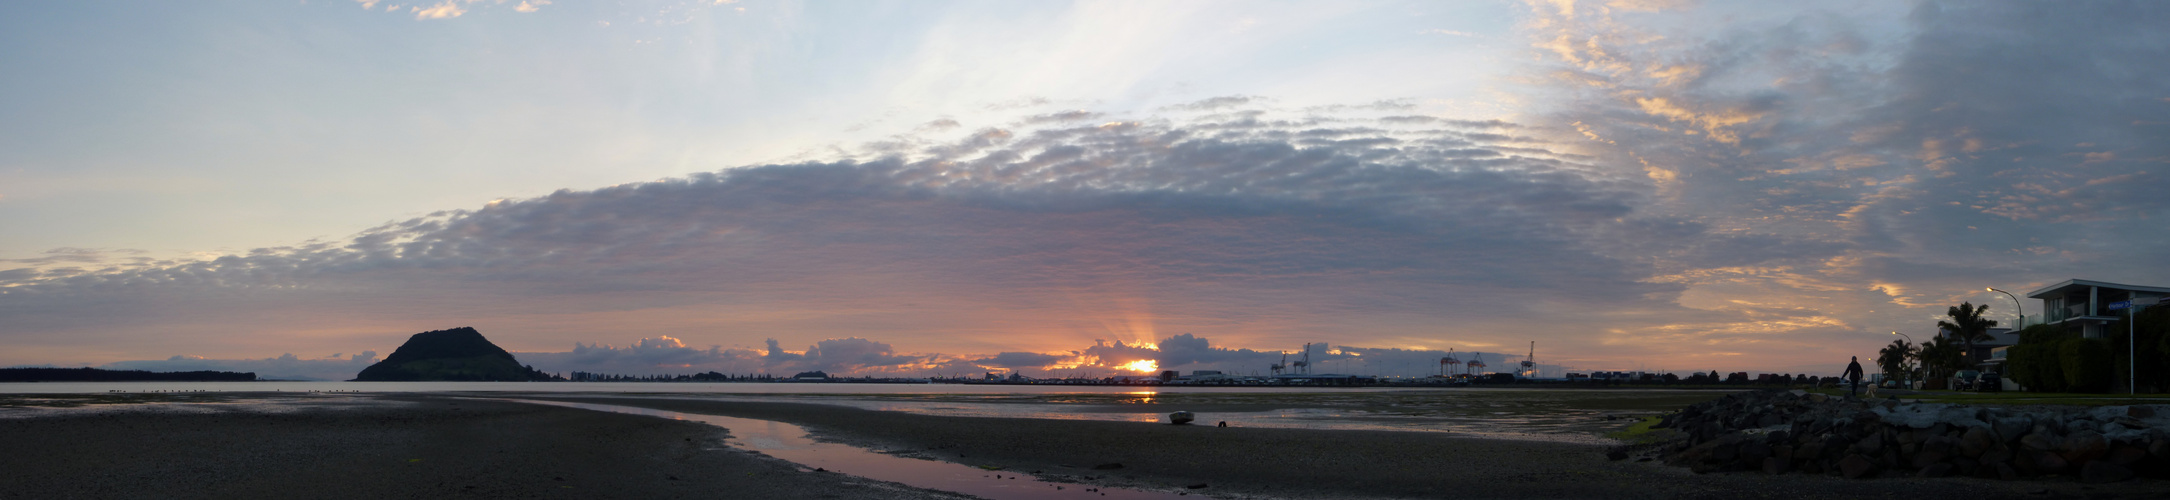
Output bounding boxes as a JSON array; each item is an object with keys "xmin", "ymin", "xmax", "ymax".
[{"xmin": 501, "ymin": 399, "xmax": 1198, "ymax": 500}]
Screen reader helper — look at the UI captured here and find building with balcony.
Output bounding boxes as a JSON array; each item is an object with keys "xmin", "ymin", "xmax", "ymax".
[
  {"xmin": 1942, "ymin": 327, "xmax": 2015, "ymax": 368},
  {"xmin": 2025, "ymin": 279, "xmax": 2170, "ymax": 339}
]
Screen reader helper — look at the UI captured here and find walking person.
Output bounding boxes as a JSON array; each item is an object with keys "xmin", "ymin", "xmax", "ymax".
[{"xmin": 1843, "ymin": 356, "xmax": 1865, "ymax": 397}]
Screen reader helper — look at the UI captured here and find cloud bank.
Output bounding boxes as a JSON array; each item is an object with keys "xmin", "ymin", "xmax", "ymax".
[{"xmin": 3, "ymin": 98, "xmax": 1740, "ymax": 372}]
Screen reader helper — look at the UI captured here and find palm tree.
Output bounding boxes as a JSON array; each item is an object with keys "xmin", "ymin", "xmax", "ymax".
[
  {"xmin": 1916, "ymin": 337, "xmax": 1963, "ymax": 383},
  {"xmin": 1938, "ymin": 302, "xmax": 2000, "ymax": 365},
  {"xmin": 1876, "ymin": 339, "xmax": 1915, "ymax": 384}
]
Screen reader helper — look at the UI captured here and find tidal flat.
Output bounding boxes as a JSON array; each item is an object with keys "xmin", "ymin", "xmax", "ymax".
[{"xmin": 2, "ymin": 390, "xmax": 2164, "ymax": 499}]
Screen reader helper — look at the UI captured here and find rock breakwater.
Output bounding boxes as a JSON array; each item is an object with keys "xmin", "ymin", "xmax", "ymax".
[{"xmin": 1644, "ymin": 390, "xmax": 2168, "ymax": 483}]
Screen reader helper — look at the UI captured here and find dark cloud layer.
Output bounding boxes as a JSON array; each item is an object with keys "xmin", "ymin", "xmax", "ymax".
[
  {"xmin": 1518, "ymin": 0, "xmax": 2169, "ymax": 363},
  {"xmin": 1, "ymin": 100, "xmax": 1750, "ymax": 370}
]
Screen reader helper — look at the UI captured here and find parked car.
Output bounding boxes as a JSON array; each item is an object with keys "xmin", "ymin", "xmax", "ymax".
[
  {"xmin": 1947, "ymin": 370, "xmax": 1978, "ymax": 391},
  {"xmin": 1976, "ymin": 371, "xmax": 2002, "ymax": 393}
]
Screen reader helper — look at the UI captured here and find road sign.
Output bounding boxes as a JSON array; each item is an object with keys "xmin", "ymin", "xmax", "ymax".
[
  {"xmin": 2137, "ymin": 296, "xmax": 2161, "ymax": 306},
  {"xmin": 2109, "ymin": 300, "xmax": 2131, "ymax": 311}
]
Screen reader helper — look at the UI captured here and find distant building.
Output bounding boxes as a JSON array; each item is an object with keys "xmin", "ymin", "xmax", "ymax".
[
  {"xmin": 1940, "ymin": 326, "xmax": 2014, "ymax": 369},
  {"xmin": 792, "ymin": 370, "xmax": 830, "ymax": 381},
  {"xmin": 1174, "ymin": 370, "xmax": 1231, "ymax": 383},
  {"xmin": 2026, "ymin": 279, "xmax": 2169, "ymax": 339}
]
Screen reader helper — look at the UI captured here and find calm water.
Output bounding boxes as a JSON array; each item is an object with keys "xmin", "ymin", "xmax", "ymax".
[
  {"xmin": 1, "ymin": 381, "xmax": 1727, "ymax": 443},
  {"xmin": 507, "ymin": 399, "xmax": 1196, "ymax": 500}
]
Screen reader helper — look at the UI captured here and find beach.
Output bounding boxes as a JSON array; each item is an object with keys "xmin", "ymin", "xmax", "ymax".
[
  {"xmin": 0, "ymin": 394, "xmax": 963, "ymax": 500},
  {"xmin": 3, "ymin": 392, "xmax": 2165, "ymax": 499}
]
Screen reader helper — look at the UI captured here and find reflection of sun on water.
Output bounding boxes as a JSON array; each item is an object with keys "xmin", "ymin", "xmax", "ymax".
[{"xmin": 1119, "ymin": 359, "xmax": 1158, "ymax": 372}]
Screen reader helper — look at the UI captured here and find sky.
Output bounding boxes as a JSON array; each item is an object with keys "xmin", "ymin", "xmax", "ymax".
[{"xmin": 3, "ymin": 0, "xmax": 2166, "ymax": 380}]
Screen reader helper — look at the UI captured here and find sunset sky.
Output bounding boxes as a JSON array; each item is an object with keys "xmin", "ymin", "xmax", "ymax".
[{"xmin": 4, "ymin": 1, "xmax": 2166, "ymax": 380}]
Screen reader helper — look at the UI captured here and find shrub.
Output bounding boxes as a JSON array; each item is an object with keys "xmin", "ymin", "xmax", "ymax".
[
  {"xmin": 2108, "ymin": 306, "xmax": 2169, "ymax": 393},
  {"xmin": 2023, "ymin": 343, "xmax": 2068, "ymax": 392},
  {"xmin": 2005, "ymin": 343, "xmax": 2038, "ymax": 390},
  {"xmin": 2059, "ymin": 338, "xmax": 2114, "ymax": 392},
  {"xmin": 2004, "ymin": 325, "xmax": 2072, "ymax": 392}
]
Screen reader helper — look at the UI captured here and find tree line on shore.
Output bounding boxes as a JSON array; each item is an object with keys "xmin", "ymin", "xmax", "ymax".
[
  {"xmin": 1874, "ymin": 301, "xmax": 2166, "ymax": 393},
  {"xmin": 0, "ymin": 367, "xmax": 257, "ymax": 382},
  {"xmin": 564, "ymin": 371, "xmax": 765, "ymax": 382}
]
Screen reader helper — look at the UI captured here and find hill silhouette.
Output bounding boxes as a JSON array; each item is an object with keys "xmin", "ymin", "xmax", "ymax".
[{"xmin": 353, "ymin": 327, "xmax": 558, "ymax": 381}]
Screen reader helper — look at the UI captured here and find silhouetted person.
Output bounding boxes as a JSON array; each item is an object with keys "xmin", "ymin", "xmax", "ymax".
[{"xmin": 1843, "ymin": 356, "xmax": 1865, "ymax": 397}]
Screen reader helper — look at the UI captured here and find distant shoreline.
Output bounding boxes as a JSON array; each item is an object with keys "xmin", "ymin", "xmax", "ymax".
[{"xmin": 0, "ymin": 367, "xmax": 255, "ymax": 383}]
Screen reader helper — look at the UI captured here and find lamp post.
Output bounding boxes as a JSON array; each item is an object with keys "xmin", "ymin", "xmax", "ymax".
[
  {"xmin": 1989, "ymin": 287, "xmax": 2025, "ymax": 330},
  {"xmin": 2123, "ymin": 297, "xmax": 2158, "ymax": 395}
]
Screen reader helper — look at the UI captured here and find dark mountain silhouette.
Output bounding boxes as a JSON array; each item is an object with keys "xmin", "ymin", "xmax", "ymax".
[{"xmin": 353, "ymin": 327, "xmax": 558, "ymax": 381}]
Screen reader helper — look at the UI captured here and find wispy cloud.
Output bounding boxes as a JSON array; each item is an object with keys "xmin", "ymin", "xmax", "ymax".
[{"xmin": 411, "ymin": 1, "xmax": 465, "ymax": 20}]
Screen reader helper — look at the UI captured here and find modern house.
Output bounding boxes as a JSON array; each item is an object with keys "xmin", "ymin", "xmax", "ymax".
[
  {"xmin": 2025, "ymin": 279, "xmax": 2170, "ymax": 339},
  {"xmin": 1942, "ymin": 327, "xmax": 2016, "ymax": 367}
]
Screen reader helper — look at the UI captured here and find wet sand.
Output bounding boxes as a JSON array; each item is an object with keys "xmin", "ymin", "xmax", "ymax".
[
  {"xmin": 523, "ymin": 395, "xmax": 2170, "ymax": 500},
  {"xmin": 4, "ymin": 393, "xmax": 2165, "ymax": 499},
  {"xmin": 0, "ymin": 394, "xmax": 965, "ymax": 500}
]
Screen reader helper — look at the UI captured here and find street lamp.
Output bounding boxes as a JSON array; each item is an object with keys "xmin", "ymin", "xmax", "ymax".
[
  {"xmin": 1989, "ymin": 287, "xmax": 2025, "ymax": 330},
  {"xmin": 2120, "ymin": 297, "xmax": 2158, "ymax": 395}
]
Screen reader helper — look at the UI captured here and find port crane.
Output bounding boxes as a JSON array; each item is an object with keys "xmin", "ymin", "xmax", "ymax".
[{"xmin": 1520, "ymin": 341, "xmax": 1537, "ymax": 378}]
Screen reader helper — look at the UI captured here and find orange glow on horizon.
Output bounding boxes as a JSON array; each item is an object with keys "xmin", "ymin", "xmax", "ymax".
[{"xmin": 1120, "ymin": 359, "xmax": 1159, "ymax": 373}]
